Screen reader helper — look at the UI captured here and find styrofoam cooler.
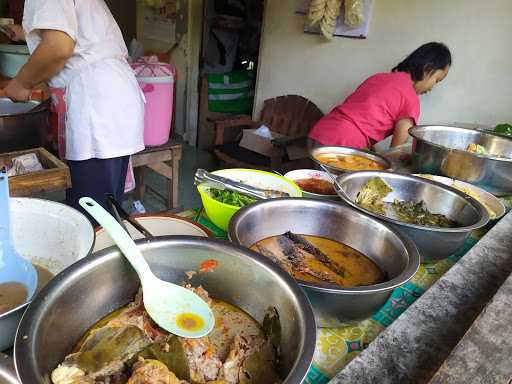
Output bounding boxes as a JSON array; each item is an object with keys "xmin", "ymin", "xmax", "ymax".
[{"xmin": 131, "ymin": 57, "xmax": 175, "ymax": 147}]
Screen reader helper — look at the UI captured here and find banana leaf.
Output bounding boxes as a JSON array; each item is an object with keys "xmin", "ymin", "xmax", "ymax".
[
  {"xmin": 67, "ymin": 326, "xmax": 151, "ymax": 376},
  {"xmin": 136, "ymin": 336, "xmax": 191, "ymax": 382}
]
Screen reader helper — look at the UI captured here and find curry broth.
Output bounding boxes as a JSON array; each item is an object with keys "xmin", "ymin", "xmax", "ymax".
[
  {"xmin": 0, "ymin": 282, "xmax": 28, "ymax": 315},
  {"xmin": 315, "ymin": 153, "xmax": 386, "ymax": 171},
  {"xmin": 251, "ymin": 234, "xmax": 385, "ymax": 287},
  {"xmin": 0, "ymin": 263, "xmax": 54, "ymax": 316}
]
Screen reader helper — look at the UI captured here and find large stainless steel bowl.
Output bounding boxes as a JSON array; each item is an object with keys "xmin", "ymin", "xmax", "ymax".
[
  {"xmin": 14, "ymin": 237, "xmax": 316, "ymax": 384},
  {"xmin": 310, "ymin": 146, "xmax": 392, "ymax": 175},
  {"xmin": 410, "ymin": 125, "xmax": 512, "ymax": 196},
  {"xmin": 335, "ymin": 171, "xmax": 489, "ymax": 261},
  {"xmin": 228, "ymin": 199, "xmax": 420, "ymax": 326},
  {"xmin": 0, "ymin": 98, "xmax": 49, "ymax": 153}
]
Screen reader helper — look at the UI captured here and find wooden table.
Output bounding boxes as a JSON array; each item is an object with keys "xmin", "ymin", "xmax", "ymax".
[{"xmin": 132, "ymin": 141, "xmax": 183, "ymax": 210}]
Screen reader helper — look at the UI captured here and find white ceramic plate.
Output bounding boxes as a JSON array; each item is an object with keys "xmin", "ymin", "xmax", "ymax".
[{"xmin": 93, "ymin": 214, "xmax": 211, "ymax": 253}]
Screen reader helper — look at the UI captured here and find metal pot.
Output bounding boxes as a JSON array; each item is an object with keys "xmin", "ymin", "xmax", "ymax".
[
  {"xmin": 228, "ymin": 198, "xmax": 420, "ymax": 326},
  {"xmin": 410, "ymin": 125, "xmax": 512, "ymax": 196},
  {"xmin": 310, "ymin": 146, "xmax": 392, "ymax": 175},
  {"xmin": 0, "ymin": 98, "xmax": 49, "ymax": 153},
  {"xmin": 0, "ymin": 198, "xmax": 94, "ymax": 352},
  {"xmin": 14, "ymin": 237, "xmax": 316, "ymax": 384},
  {"xmin": 335, "ymin": 171, "xmax": 489, "ymax": 261}
]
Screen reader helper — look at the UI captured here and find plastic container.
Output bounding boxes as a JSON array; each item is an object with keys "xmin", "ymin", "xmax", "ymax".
[
  {"xmin": 131, "ymin": 57, "xmax": 175, "ymax": 147},
  {"xmin": 196, "ymin": 168, "xmax": 302, "ymax": 231}
]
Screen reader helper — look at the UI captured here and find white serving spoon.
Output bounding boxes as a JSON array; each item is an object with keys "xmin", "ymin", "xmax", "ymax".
[{"xmin": 79, "ymin": 197, "xmax": 214, "ymax": 338}]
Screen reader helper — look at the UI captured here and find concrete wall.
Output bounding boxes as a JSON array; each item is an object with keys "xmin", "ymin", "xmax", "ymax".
[{"xmin": 253, "ymin": 0, "xmax": 512, "ymax": 127}]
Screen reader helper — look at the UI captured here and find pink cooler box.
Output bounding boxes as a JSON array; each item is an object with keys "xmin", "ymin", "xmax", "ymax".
[{"xmin": 131, "ymin": 57, "xmax": 176, "ymax": 147}]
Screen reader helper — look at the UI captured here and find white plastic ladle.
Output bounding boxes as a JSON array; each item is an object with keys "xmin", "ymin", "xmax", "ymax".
[
  {"xmin": 79, "ymin": 197, "xmax": 214, "ymax": 338},
  {"xmin": 0, "ymin": 171, "xmax": 38, "ymax": 303}
]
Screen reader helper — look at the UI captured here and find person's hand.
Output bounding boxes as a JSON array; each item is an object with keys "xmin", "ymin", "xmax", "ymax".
[
  {"xmin": 4, "ymin": 78, "xmax": 32, "ymax": 102},
  {"xmin": 3, "ymin": 24, "xmax": 26, "ymax": 42}
]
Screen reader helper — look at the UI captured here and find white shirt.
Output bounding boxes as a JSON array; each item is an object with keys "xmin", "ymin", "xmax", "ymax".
[{"xmin": 23, "ymin": 0, "xmax": 144, "ymax": 161}]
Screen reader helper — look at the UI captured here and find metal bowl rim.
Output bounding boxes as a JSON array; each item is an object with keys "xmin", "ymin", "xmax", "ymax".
[
  {"xmin": 412, "ymin": 173, "xmax": 506, "ymax": 222},
  {"xmin": 228, "ymin": 197, "xmax": 421, "ymax": 294},
  {"xmin": 409, "ymin": 125, "xmax": 512, "ymax": 163},
  {"xmin": 309, "ymin": 146, "xmax": 393, "ymax": 172},
  {"xmin": 14, "ymin": 236, "xmax": 316, "ymax": 384},
  {"xmin": 336, "ymin": 170, "xmax": 490, "ymax": 232}
]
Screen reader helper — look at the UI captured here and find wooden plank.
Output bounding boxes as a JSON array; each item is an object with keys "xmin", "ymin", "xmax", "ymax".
[
  {"xmin": 9, "ymin": 168, "xmax": 71, "ymax": 196},
  {"xmin": 132, "ymin": 151, "xmax": 172, "ymax": 167},
  {"xmin": 146, "ymin": 162, "xmax": 173, "ymax": 179}
]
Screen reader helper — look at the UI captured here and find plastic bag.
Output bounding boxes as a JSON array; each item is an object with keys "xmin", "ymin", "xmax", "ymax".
[{"xmin": 344, "ymin": 0, "xmax": 364, "ymax": 28}]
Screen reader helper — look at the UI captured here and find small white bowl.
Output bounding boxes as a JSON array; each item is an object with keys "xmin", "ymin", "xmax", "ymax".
[
  {"xmin": 284, "ymin": 169, "xmax": 339, "ymax": 200},
  {"xmin": 93, "ymin": 214, "xmax": 212, "ymax": 253}
]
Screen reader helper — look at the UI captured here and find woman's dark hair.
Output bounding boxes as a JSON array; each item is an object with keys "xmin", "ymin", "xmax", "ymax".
[{"xmin": 392, "ymin": 42, "xmax": 452, "ymax": 81}]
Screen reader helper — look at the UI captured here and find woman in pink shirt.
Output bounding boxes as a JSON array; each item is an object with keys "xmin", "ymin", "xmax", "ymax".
[{"xmin": 309, "ymin": 42, "xmax": 451, "ymax": 149}]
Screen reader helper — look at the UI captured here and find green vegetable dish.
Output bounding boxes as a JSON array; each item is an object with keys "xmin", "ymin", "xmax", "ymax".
[
  {"xmin": 356, "ymin": 177, "xmax": 457, "ymax": 228},
  {"xmin": 209, "ymin": 189, "xmax": 256, "ymax": 207},
  {"xmin": 494, "ymin": 123, "xmax": 512, "ymax": 137}
]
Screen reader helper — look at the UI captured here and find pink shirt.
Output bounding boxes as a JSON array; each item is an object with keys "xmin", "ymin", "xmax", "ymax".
[{"xmin": 309, "ymin": 72, "xmax": 420, "ymax": 148}]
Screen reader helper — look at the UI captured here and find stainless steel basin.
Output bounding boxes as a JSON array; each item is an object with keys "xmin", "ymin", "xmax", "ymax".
[
  {"xmin": 410, "ymin": 125, "xmax": 512, "ymax": 196},
  {"xmin": 228, "ymin": 198, "xmax": 420, "ymax": 326},
  {"xmin": 14, "ymin": 237, "xmax": 316, "ymax": 384},
  {"xmin": 310, "ymin": 146, "xmax": 392, "ymax": 175},
  {"xmin": 335, "ymin": 171, "xmax": 489, "ymax": 261}
]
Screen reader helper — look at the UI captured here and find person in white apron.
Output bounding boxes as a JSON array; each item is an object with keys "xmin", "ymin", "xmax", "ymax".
[{"xmin": 4, "ymin": 0, "xmax": 144, "ymax": 224}]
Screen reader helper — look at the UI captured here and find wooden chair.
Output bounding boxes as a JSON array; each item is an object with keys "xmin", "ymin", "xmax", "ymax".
[{"xmin": 211, "ymin": 95, "xmax": 324, "ymax": 171}]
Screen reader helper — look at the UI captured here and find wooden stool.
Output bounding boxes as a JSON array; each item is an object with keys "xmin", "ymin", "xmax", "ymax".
[{"xmin": 132, "ymin": 141, "xmax": 183, "ymax": 210}]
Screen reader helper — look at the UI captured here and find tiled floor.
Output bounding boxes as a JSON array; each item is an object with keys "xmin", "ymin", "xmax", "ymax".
[{"xmin": 34, "ymin": 144, "xmax": 220, "ymax": 214}]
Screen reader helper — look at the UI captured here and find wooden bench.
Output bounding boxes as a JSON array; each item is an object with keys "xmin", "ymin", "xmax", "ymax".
[{"xmin": 132, "ymin": 141, "xmax": 183, "ymax": 210}]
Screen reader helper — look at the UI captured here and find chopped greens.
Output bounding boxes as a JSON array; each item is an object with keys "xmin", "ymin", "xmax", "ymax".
[
  {"xmin": 356, "ymin": 177, "xmax": 457, "ymax": 228},
  {"xmin": 209, "ymin": 188, "xmax": 257, "ymax": 207}
]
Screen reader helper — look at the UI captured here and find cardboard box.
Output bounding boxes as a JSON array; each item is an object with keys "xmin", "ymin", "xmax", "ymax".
[
  {"xmin": 239, "ymin": 128, "xmax": 308, "ymax": 160},
  {"xmin": 239, "ymin": 128, "xmax": 286, "ymax": 158}
]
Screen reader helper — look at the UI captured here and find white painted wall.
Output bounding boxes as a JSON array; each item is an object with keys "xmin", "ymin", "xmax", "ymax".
[{"xmin": 254, "ymin": 0, "xmax": 512, "ymax": 127}]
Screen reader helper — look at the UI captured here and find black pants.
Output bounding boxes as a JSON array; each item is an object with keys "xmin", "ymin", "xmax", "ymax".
[{"xmin": 66, "ymin": 156, "xmax": 129, "ymax": 227}]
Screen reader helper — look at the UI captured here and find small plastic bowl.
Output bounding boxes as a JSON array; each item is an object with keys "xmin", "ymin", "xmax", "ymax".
[
  {"xmin": 197, "ymin": 168, "xmax": 302, "ymax": 231},
  {"xmin": 284, "ymin": 169, "xmax": 339, "ymax": 200}
]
